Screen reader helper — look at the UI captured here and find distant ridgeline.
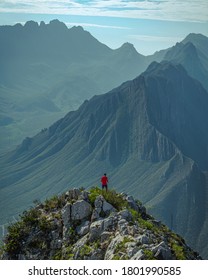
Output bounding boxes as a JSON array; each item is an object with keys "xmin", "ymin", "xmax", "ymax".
[{"xmin": 0, "ymin": 188, "xmax": 201, "ymax": 260}]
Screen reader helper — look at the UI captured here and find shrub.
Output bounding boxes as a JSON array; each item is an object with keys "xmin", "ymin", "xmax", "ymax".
[
  {"xmin": 44, "ymin": 195, "xmax": 65, "ymax": 211},
  {"xmin": 171, "ymin": 242, "xmax": 186, "ymax": 260},
  {"xmin": 4, "ymin": 221, "xmax": 26, "ymax": 258},
  {"xmin": 115, "ymin": 236, "xmax": 133, "ymax": 255},
  {"xmin": 88, "ymin": 187, "xmax": 127, "ymax": 211},
  {"xmin": 143, "ymin": 249, "xmax": 156, "ymax": 260},
  {"xmin": 79, "ymin": 244, "xmax": 92, "ymax": 258}
]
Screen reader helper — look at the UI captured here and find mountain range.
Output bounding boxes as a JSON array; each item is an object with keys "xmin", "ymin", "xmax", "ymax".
[
  {"xmin": 1, "ymin": 20, "xmax": 208, "ymax": 151},
  {"xmin": 0, "ymin": 20, "xmax": 208, "ymax": 259}
]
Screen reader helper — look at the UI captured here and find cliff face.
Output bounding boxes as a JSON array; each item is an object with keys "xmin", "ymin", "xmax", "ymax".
[{"xmin": 1, "ymin": 188, "xmax": 201, "ymax": 260}]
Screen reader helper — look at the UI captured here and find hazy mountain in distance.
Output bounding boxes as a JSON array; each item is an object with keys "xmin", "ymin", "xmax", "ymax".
[
  {"xmin": 1, "ymin": 61, "xmax": 208, "ymax": 258},
  {"xmin": 164, "ymin": 34, "xmax": 208, "ymax": 91},
  {"xmin": 0, "ymin": 20, "xmax": 146, "ymax": 151},
  {"xmin": 1, "ymin": 20, "xmax": 207, "ymax": 151}
]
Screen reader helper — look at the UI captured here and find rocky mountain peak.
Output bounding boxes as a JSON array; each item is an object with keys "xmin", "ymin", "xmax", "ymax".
[
  {"xmin": 117, "ymin": 42, "xmax": 142, "ymax": 57},
  {"xmin": 24, "ymin": 20, "xmax": 39, "ymax": 30},
  {"xmin": 0, "ymin": 187, "xmax": 201, "ymax": 260},
  {"xmin": 48, "ymin": 19, "xmax": 68, "ymax": 30}
]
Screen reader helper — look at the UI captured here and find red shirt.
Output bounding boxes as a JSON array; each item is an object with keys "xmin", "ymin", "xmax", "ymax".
[{"xmin": 101, "ymin": 176, "xmax": 108, "ymax": 185}]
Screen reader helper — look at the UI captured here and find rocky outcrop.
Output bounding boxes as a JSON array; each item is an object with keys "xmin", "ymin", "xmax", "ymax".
[{"xmin": 1, "ymin": 188, "xmax": 201, "ymax": 260}]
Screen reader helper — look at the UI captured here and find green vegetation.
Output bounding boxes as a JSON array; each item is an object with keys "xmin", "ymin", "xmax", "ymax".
[
  {"xmin": 143, "ymin": 249, "xmax": 156, "ymax": 260},
  {"xmin": 171, "ymin": 243, "xmax": 186, "ymax": 260},
  {"xmin": 2, "ymin": 207, "xmax": 53, "ymax": 259},
  {"xmin": 115, "ymin": 236, "xmax": 133, "ymax": 254},
  {"xmin": 89, "ymin": 187, "xmax": 128, "ymax": 211},
  {"xmin": 79, "ymin": 244, "xmax": 92, "ymax": 259},
  {"xmin": 44, "ymin": 194, "xmax": 65, "ymax": 212},
  {"xmin": 3, "ymin": 221, "xmax": 26, "ymax": 258},
  {"xmin": 112, "ymin": 236, "xmax": 134, "ymax": 260}
]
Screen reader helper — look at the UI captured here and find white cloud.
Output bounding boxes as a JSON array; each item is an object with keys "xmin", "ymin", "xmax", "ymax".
[
  {"xmin": 65, "ymin": 22, "xmax": 132, "ymax": 29},
  {"xmin": 129, "ymin": 34, "xmax": 184, "ymax": 43},
  {"xmin": 0, "ymin": 0, "xmax": 208, "ymax": 23}
]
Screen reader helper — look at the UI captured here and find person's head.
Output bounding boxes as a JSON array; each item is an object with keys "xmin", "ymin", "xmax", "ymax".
[{"xmin": 104, "ymin": 173, "xmax": 106, "ymax": 176}]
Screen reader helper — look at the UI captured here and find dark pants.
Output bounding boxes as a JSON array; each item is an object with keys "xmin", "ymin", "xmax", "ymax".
[{"xmin": 102, "ymin": 184, "xmax": 108, "ymax": 191}]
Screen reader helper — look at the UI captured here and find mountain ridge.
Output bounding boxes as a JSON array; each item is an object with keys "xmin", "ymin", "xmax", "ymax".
[{"xmin": 1, "ymin": 61, "xmax": 208, "ymax": 258}]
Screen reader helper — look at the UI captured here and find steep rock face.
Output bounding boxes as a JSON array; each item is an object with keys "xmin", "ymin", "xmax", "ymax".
[
  {"xmin": 0, "ymin": 188, "xmax": 201, "ymax": 260},
  {"xmin": 164, "ymin": 41, "xmax": 208, "ymax": 91},
  {"xmin": 144, "ymin": 62, "xmax": 208, "ymax": 170}
]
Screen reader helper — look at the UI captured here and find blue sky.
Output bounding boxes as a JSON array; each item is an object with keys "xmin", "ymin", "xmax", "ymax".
[{"xmin": 0, "ymin": 0, "xmax": 208, "ymax": 55}]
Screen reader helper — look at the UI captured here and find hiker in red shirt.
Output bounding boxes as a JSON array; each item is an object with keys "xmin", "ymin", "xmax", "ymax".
[{"xmin": 101, "ymin": 173, "xmax": 108, "ymax": 191}]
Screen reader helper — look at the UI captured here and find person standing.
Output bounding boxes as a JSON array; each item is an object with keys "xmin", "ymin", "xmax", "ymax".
[{"xmin": 101, "ymin": 173, "xmax": 108, "ymax": 191}]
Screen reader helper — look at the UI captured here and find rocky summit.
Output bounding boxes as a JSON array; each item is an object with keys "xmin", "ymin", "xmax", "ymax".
[{"xmin": 0, "ymin": 188, "xmax": 201, "ymax": 260}]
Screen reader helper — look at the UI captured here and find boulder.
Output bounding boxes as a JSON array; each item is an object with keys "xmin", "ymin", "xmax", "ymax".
[
  {"xmin": 89, "ymin": 220, "xmax": 104, "ymax": 242},
  {"xmin": 71, "ymin": 200, "xmax": 92, "ymax": 221}
]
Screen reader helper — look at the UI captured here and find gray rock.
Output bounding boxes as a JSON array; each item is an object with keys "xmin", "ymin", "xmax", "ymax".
[
  {"xmin": 127, "ymin": 195, "xmax": 139, "ymax": 211},
  {"xmin": 61, "ymin": 203, "xmax": 71, "ymax": 227},
  {"xmin": 131, "ymin": 249, "xmax": 145, "ymax": 260},
  {"xmin": 152, "ymin": 241, "xmax": 172, "ymax": 260},
  {"xmin": 100, "ymin": 231, "xmax": 112, "ymax": 243},
  {"xmin": 88, "ymin": 249, "xmax": 105, "ymax": 260},
  {"xmin": 91, "ymin": 209, "xmax": 100, "ymax": 221},
  {"xmin": 126, "ymin": 242, "xmax": 138, "ymax": 258},
  {"xmin": 136, "ymin": 234, "xmax": 150, "ymax": 245},
  {"xmin": 76, "ymin": 221, "xmax": 90, "ymax": 236},
  {"xmin": 71, "ymin": 200, "xmax": 92, "ymax": 220},
  {"xmin": 50, "ymin": 239, "xmax": 62, "ymax": 250},
  {"xmin": 89, "ymin": 220, "xmax": 104, "ymax": 242},
  {"xmin": 119, "ymin": 209, "xmax": 133, "ymax": 221},
  {"xmin": 105, "ymin": 234, "xmax": 123, "ymax": 259},
  {"xmin": 118, "ymin": 222, "xmax": 128, "ymax": 236},
  {"xmin": 103, "ymin": 216, "xmax": 115, "ymax": 231},
  {"xmin": 94, "ymin": 195, "xmax": 116, "ymax": 217},
  {"xmin": 79, "ymin": 190, "xmax": 90, "ymax": 201},
  {"xmin": 73, "ymin": 235, "xmax": 89, "ymax": 259},
  {"xmin": 66, "ymin": 188, "xmax": 81, "ymax": 201},
  {"xmin": 94, "ymin": 195, "xmax": 103, "ymax": 209},
  {"xmin": 102, "ymin": 200, "xmax": 116, "ymax": 214}
]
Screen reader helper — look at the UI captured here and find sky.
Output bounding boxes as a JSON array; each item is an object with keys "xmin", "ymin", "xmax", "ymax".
[{"xmin": 0, "ymin": 0, "xmax": 208, "ymax": 55}]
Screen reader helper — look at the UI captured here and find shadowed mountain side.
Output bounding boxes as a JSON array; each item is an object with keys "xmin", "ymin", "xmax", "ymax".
[
  {"xmin": 164, "ymin": 41, "xmax": 208, "ymax": 91},
  {"xmin": 1, "ymin": 61, "xmax": 208, "ymax": 258}
]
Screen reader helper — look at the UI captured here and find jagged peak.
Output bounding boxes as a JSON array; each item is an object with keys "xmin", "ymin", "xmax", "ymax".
[
  {"xmin": 24, "ymin": 20, "xmax": 39, "ymax": 29},
  {"xmin": 70, "ymin": 25, "xmax": 85, "ymax": 32},
  {"xmin": 49, "ymin": 19, "xmax": 68, "ymax": 30},
  {"xmin": 144, "ymin": 61, "xmax": 187, "ymax": 77},
  {"xmin": 117, "ymin": 42, "xmax": 140, "ymax": 54},
  {"xmin": 121, "ymin": 42, "xmax": 135, "ymax": 48},
  {"xmin": 183, "ymin": 33, "xmax": 208, "ymax": 42}
]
